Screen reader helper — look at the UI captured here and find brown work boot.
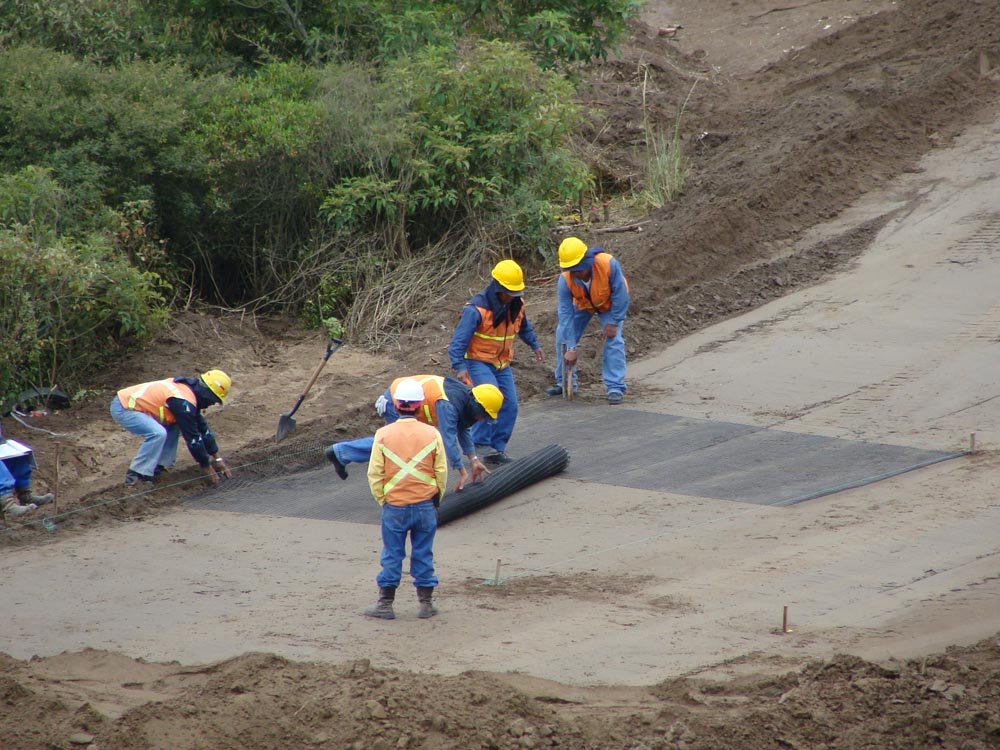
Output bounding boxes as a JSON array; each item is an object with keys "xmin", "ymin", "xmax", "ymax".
[
  {"xmin": 17, "ymin": 486, "xmax": 53, "ymax": 507},
  {"xmin": 1, "ymin": 493, "xmax": 36, "ymax": 519},
  {"xmin": 416, "ymin": 586, "xmax": 438, "ymax": 619},
  {"xmin": 363, "ymin": 586, "xmax": 396, "ymax": 620}
]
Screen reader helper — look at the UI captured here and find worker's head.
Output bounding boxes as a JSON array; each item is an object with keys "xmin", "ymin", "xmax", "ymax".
[
  {"xmin": 558, "ymin": 237, "xmax": 588, "ymax": 270},
  {"xmin": 200, "ymin": 369, "xmax": 232, "ymax": 405},
  {"xmin": 491, "ymin": 259, "xmax": 525, "ymax": 300},
  {"xmin": 392, "ymin": 378, "xmax": 425, "ymax": 415},
  {"xmin": 470, "ymin": 383, "xmax": 503, "ymax": 421}
]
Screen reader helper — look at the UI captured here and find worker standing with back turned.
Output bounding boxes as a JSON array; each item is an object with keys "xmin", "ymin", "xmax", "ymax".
[
  {"xmin": 364, "ymin": 378, "xmax": 448, "ymax": 620},
  {"xmin": 448, "ymin": 259, "xmax": 544, "ymax": 465},
  {"xmin": 547, "ymin": 237, "xmax": 630, "ymax": 404}
]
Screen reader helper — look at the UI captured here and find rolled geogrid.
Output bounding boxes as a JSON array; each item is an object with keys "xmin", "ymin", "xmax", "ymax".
[{"xmin": 436, "ymin": 443, "xmax": 570, "ymax": 526}]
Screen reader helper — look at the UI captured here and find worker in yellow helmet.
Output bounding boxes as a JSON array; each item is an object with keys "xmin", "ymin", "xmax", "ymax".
[
  {"xmin": 327, "ymin": 375, "xmax": 501, "ymax": 492},
  {"xmin": 447, "ymin": 259, "xmax": 544, "ymax": 465},
  {"xmin": 548, "ymin": 237, "xmax": 630, "ymax": 404},
  {"xmin": 110, "ymin": 369, "xmax": 233, "ymax": 487}
]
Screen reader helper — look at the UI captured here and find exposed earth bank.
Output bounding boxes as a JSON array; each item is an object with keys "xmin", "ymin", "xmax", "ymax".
[{"xmin": 3, "ymin": 1, "xmax": 1000, "ymax": 748}]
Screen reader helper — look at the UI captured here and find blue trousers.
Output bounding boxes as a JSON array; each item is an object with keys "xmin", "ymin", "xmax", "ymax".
[
  {"xmin": 553, "ymin": 310, "xmax": 627, "ymax": 395},
  {"xmin": 376, "ymin": 500, "xmax": 439, "ymax": 589},
  {"xmin": 465, "ymin": 360, "xmax": 517, "ymax": 452},
  {"xmin": 110, "ymin": 398, "xmax": 180, "ymax": 477},
  {"xmin": 0, "ymin": 456, "xmax": 32, "ymax": 495}
]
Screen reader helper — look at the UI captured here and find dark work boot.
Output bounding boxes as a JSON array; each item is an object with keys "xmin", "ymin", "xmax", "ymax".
[
  {"xmin": 17, "ymin": 486, "xmax": 53, "ymax": 507},
  {"xmin": 363, "ymin": 586, "xmax": 396, "ymax": 619},
  {"xmin": 416, "ymin": 586, "xmax": 438, "ymax": 619},
  {"xmin": 326, "ymin": 446, "xmax": 348, "ymax": 480}
]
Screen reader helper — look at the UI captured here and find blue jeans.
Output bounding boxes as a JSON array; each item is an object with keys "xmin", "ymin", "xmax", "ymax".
[
  {"xmin": 466, "ymin": 360, "xmax": 517, "ymax": 452},
  {"xmin": 376, "ymin": 500, "xmax": 439, "ymax": 589},
  {"xmin": 553, "ymin": 310, "xmax": 627, "ymax": 394},
  {"xmin": 110, "ymin": 398, "xmax": 180, "ymax": 477},
  {"xmin": 0, "ymin": 454, "xmax": 34, "ymax": 492},
  {"xmin": 331, "ymin": 390, "xmax": 399, "ymax": 466}
]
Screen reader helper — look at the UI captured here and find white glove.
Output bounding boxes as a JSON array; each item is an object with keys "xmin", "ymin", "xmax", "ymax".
[{"xmin": 375, "ymin": 394, "xmax": 388, "ymax": 416}]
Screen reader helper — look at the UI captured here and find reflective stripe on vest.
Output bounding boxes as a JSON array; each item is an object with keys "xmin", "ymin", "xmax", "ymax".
[
  {"xmin": 394, "ymin": 375, "xmax": 446, "ymax": 426},
  {"xmin": 563, "ymin": 253, "xmax": 627, "ymax": 314},
  {"xmin": 464, "ymin": 304, "xmax": 523, "ymax": 369},
  {"xmin": 380, "ymin": 439, "xmax": 439, "ymax": 495},
  {"xmin": 118, "ymin": 380, "xmax": 191, "ymax": 425}
]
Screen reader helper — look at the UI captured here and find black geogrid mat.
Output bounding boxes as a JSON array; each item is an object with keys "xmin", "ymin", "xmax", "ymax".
[{"xmin": 188, "ymin": 403, "xmax": 960, "ymax": 523}]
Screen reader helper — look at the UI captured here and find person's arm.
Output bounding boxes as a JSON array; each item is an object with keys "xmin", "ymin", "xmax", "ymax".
[
  {"xmin": 608, "ymin": 258, "xmax": 630, "ymax": 324},
  {"xmin": 433, "ymin": 433, "xmax": 448, "ymax": 501},
  {"xmin": 367, "ymin": 434, "xmax": 387, "ymax": 505},
  {"xmin": 168, "ymin": 398, "xmax": 227, "ymax": 483},
  {"xmin": 434, "ymin": 400, "xmax": 466, "ymax": 470},
  {"xmin": 556, "ymin": 275, "xmax": 579, "ymax": 350},
  {"xmin": 447, "ymin": 306, "xmax": 482, "ymax": 383}
]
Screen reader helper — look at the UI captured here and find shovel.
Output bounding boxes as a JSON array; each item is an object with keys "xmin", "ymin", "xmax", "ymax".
[{"xmin": 275, "ymin": 337, "xmax": 343, "ymax": 443}]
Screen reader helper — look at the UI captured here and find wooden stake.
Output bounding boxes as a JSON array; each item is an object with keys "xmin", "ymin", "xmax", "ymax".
[
  {"xmin": 494, "ymin": 558, "xmax": 502, "ymax": 586},
  {"xmin": 782, "ymin": 605, "xmax": 789, "ymax": 634},
  {"xmin": 970, "ymin": 431, "xmax": 977, "ymax": 453},
  {"xmin": 54, "ymin": 442, "xmax": 61, "ymax": 513}
]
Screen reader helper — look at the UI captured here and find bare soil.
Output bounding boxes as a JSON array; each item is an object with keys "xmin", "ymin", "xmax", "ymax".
[{"xmin": 3, "ymin": 1, "xmax": 1000, "ymax": 748}]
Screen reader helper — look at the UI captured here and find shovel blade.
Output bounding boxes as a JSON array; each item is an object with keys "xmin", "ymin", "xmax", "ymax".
[{"xmin": 275, "ymin": 413, "xmax": 296, "ymax": 443}]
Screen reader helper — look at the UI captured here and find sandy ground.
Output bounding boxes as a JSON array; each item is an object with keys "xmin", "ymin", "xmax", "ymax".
[{"xmin": 5, "ymin": 96, "xmax": 999, "ymax": 689}]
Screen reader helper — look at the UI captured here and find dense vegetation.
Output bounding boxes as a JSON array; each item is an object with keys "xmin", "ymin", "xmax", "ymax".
[{"xmin": 0, "ymin": 0, "xmax": 640, "ymax": 404}]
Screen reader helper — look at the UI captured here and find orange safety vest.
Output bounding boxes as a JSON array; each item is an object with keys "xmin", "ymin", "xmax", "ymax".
[
  {"xmin": 116, "ymin": 380, "xmax": 196, "ymax": 425},
  {"xmin": 391, "ymin": 375, "xmax": 447, "ymax": 426},
  {"xmin": 370, "ymin": 419, "xmax": 446, "ymax": 506},
  {"xmin": 464, "ymin": 304, "xmax": 525, "ymax": 369},
  {"xmin": 562, "ymin": 252, "xmax": 628, "ymax": 314}
]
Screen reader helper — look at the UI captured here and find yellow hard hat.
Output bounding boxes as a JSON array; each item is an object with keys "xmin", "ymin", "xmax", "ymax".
[
  {"xmin": 491, "ymin": 259, "xmax": 525, "ymax": 293},
  {"xmin": 200, "ymin": 369, "xmax": 232, "ymax": 404},
  {"xmin": 471, "ymin": 383, "xmax": 503, "ymax": 420},
  {"xmin": 558, "ymin": 237, "xmax": 588, "ymax": 269}
]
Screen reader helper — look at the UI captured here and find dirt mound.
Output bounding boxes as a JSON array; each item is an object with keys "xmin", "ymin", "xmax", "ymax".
[
  {"xmin": 3, "ymin": 636, "xmax": 999, "ymax": 750},
  {"xmin": 3, "ymin": 1, "xmax": 1000, "ymax": 748}
]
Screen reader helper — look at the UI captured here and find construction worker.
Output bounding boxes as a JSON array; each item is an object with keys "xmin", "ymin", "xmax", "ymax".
[
  {"xmin": 547, "ymin": 237, "xmax": 630, "ymax": 404},
  {"xmin": 110, "ymin": 369, "xmax": 233, "ymax": 487},
  {"xmin": 326, "ymin": 375, "xmax": 502, "ymax": 492},
  {"xmin": 363, "ymin": 378, "xmax": 449, "ymax": 620},
  {"xmin": 448, "ymin": 259, "xmax": 544, "ymax": 465},
  {"xmin": 0, "ymin": 425, "xmax": 54, "ymax": 519}
]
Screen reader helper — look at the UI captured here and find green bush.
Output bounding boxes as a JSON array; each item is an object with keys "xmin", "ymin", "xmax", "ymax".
[
  {"xmin": 322, "ymin": 40, "xmax": 590, "ymax": 251},
  {"xmin": 0, "ymin": 227, "xmax": 167, "ymax": 404}
]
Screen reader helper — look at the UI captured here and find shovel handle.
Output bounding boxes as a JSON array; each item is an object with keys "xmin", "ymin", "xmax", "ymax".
[{"xmin": 287, "ymin": 337, "xmax": 343, "ymax": 417}]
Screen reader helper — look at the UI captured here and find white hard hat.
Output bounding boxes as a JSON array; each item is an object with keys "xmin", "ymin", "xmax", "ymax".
[{"xmin": 392, "ymin": 378, "xmax": 425, "ymax": 403}]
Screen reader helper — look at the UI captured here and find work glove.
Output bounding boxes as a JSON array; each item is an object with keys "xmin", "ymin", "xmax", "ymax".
[{"xmin": 375, "ymin": 394, "xmax": 388, "ymax": 416}]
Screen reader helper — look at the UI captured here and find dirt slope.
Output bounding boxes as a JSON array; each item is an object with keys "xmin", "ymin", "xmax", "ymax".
[{"xmin": 2, "ymin": 1, "xmax": 1000, "ymax": 748}]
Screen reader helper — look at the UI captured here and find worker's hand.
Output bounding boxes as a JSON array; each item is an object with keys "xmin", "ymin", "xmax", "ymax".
[
  {"xmin": 455, "ymin": 466, "xmax": 470, "ymax": 492},
  {"xmin": 533, "ymin": 348, "xmax": 545, "ymax": 363},
  {"xmin": 469, "ymin": 456, "xmax": 491, "ymax": 484},
  {"xmin": 455, "ymin": 369, "xmax": 472, "ymax": 386},
  {"xmin": 213, "ymin": 458, "xmax": 232, "ymax": 479},
  {"xmin": 564, "ymin": 349, "xmax": 578, "ymax": 366},
  {"xmin": 202, "ymin": 465, "xmax": 221, "ymax": 485},
  {"xmin": 603, "ymin": 323, "xmax": 618, "ymax": 339}
]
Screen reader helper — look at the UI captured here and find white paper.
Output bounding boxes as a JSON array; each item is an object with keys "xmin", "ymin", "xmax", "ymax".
[{"xmin": 0, "ymin": 439, "xmax": 31, "ymax": 460}]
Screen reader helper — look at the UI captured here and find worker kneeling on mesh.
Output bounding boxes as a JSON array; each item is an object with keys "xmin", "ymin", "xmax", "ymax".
[
  {"xmin": 326, "ymin": 375, "xmax": 501, "ymax": 492},
  {"xmin": 363, "ymin": 378, "xmax": 449, "ymax": 620}
]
